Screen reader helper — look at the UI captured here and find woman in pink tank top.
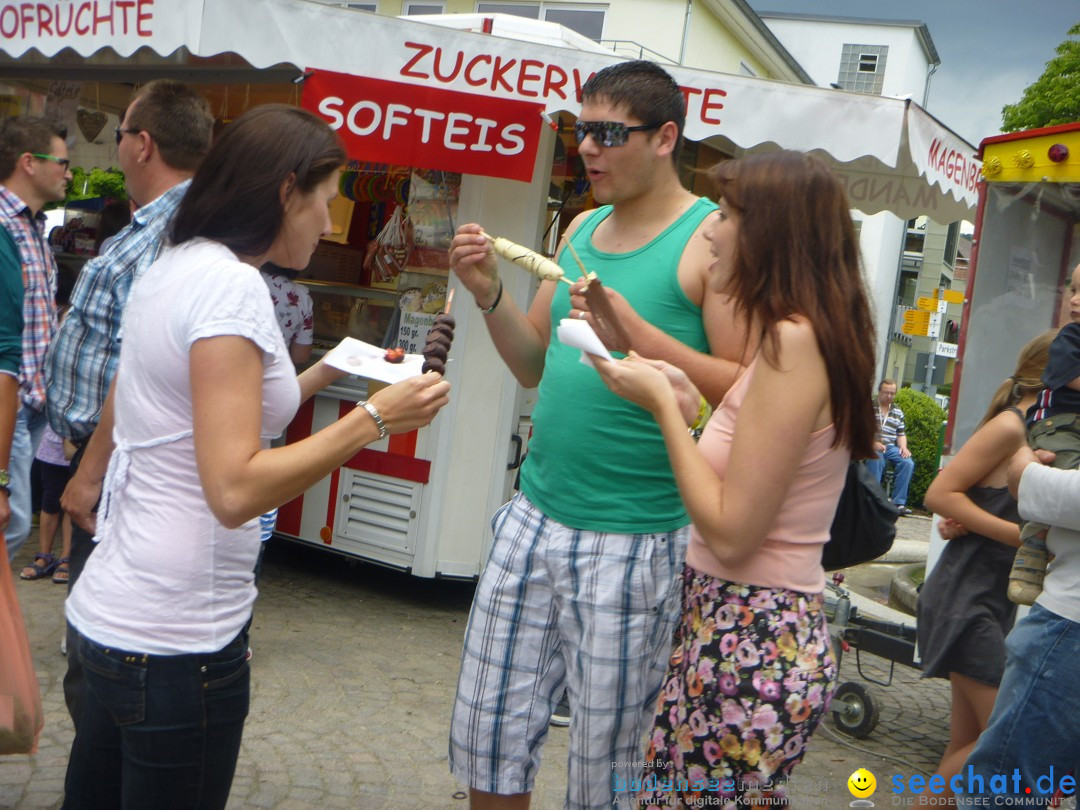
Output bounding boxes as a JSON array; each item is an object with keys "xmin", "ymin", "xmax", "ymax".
[{"xmin": 595, "ymin": 150, "xmax": 877, "ymax": 806}]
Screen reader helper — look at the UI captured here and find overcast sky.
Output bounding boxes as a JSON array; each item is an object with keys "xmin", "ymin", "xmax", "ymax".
[{"xmin": 746, "ymin": 0, "xmax": 1079, "ymax": 147}]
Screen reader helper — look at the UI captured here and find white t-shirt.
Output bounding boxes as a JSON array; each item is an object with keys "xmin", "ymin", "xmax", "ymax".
[
  {"xmin": 67, "ymin": 239, "xmax": 301, "ymax": 655},
  {"xmin": 1017, "ymin": 463, "xmax": 1080, "ymax": 624}
]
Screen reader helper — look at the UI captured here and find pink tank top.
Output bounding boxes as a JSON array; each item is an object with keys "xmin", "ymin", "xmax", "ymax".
[{"xmin": 684, "ymin": 358, "xmax": 850, "ymax": 593}]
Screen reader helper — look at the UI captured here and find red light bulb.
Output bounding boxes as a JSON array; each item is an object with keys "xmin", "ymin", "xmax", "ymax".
[{"xmin": 1048, "ymin": 143, "xmax": 1069, "ymax": 162}]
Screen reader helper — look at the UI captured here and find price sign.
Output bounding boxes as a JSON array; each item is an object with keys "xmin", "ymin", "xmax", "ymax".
[{"xmin": 397, "ymin": 310, "xmax": 437, "ymax": 354}]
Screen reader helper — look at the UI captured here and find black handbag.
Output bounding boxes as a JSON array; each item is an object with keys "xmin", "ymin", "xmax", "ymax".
[{"xmin": 822, "ymin": 460, "xmax": 900, "ymax": 571}]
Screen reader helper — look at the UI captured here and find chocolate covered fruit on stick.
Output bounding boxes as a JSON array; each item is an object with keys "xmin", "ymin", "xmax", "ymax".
[
  {"xmin": 561, "ymin": 241, "xmax": 632, "ymax": 355},
  {"xmin": 422, "ymin": 289, "xmax": 455, "ymax": 375},
  {"xmin": 581, "ymin": 274, "xmax": 633, "ymax": 354}
]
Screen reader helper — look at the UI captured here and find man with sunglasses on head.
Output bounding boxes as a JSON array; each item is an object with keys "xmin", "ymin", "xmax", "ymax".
[
  {"xmin": 0, "ymin": 117, "xmax": 70, "ymax": 564},
  {"xmin": 448, "ymin": 60, "xmax": 746, "ymax": 810},
  {"xmin": 45, "ymin": 80, "xmax": 213, "ymax": 726}
]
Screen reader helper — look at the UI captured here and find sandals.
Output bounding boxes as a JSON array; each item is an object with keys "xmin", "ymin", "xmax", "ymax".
[
  {"xmin": 52, "ymin": 558, "xmax": 70, "ymax": 585},
  {"xmin": 20, "ymin": 552, "xmax": 58, "ymax": 581}
]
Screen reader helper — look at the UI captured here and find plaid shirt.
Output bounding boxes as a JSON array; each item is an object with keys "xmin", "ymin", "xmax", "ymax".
[
  {"xmin": 46, "ymin": 181, "xmax": 189, "ymax": 441},
  {"xmin": 0, "ymin": 186, "xmax": 57, "ymax": 412}
]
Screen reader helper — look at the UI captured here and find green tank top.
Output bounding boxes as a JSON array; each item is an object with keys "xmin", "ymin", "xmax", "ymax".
[{"xmin": 519, "ymin": 197, "xmax": 716, "ymax": 532}]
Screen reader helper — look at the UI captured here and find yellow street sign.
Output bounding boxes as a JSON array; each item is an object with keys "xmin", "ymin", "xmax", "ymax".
[
  {"xmin": 916, "ymin": 297, "xmax": 937, "ymax": 311},
  {"xmin": 942, "ymin": 290, "xmax": 964, "ymax": 304},
  {"xmin": 903, "ymin": 310, "xmax": 930, "ymax": 324},
  {"xmin": 901, "ymin": 321, "xmax": 928, "ymax": 336}
]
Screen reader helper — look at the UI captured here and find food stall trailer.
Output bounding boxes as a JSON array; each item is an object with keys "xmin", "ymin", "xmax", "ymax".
[
  {"xmin": 0, "ymin": 0, "xmax": 977, "ymax": 578},
  {"xmin": 947, "ymin": 123, "xmax": 1080, "ymax": 451}
]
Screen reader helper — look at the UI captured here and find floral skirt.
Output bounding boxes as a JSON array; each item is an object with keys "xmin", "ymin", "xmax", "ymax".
[{"xmin": 636, "ymin": 567, "xmax": 837, "ymax": 808}]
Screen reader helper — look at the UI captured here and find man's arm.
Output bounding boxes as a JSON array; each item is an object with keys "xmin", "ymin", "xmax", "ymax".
[
  {"xmin": 61, "ymin": 377, "xmax": 117, "ymax": 533},
  {"xmin": 896, "ymin": 412, "xmax": 912, "ymax": 458},
  {"xmin": 448, "ymin": 222, "xmax": 560, "ymax": 389},
  {"xmin": 1011, "ymin": 452, "xmax": 1080, "ymax": 532},
  {"xmin": 570, "ymin": 214, "xmax": 747, "ymax": 404},
  {"xmin": 0, "ymin": 225, "xmax": 23, "ymax": 533}
]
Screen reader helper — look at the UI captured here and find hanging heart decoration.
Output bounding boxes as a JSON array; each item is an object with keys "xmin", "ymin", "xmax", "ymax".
[{"xmin": 76, "ymin": 108, "xmax": 107, "ymax": 143}]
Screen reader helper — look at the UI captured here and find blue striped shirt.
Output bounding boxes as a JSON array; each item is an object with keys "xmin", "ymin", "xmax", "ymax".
[{"xmin": 45, "ymin": 181, "xmax": 189, "ymax": 441}]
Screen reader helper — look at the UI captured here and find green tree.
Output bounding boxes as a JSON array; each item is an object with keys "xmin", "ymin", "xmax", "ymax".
[
  {"xmin": 66, "ymin": 166, "xmax": 126, "ymax": 203},
  {"xmin": 894, "ymin": 387, "xmax": 946, "ymax": 509},
  {"xmin": 1001, "ymin": 22, "xmax": 1080, "ymax": 132}
]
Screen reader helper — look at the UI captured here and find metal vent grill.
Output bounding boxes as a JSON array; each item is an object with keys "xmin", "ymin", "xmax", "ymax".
[{"xmin": 337, "ymin": 471, "xmax": 419, "ymax": 555}]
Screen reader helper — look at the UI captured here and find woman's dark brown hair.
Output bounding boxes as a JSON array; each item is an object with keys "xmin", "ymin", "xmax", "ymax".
[
  {"xmin": 171, "ymin": 104, "xmax": 346, "ymax": 257},
  {"xmin": 708, "ymin": 150, "xmax": 877, "ymax": 458}
]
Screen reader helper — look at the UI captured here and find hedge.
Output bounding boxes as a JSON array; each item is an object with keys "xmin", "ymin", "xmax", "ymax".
[{"xmin": 894, "ymin": 387, "xmax": 946, "ymax": 508}]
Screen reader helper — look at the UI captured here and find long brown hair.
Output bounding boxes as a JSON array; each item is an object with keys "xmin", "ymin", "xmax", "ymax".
[
  {"xmin": 978, "ymin": 329, "xmax": 1057, "ymax": 427},
  {"xmin": 708, "ymin": 150, "xmax": 876, "ymax": 458}
]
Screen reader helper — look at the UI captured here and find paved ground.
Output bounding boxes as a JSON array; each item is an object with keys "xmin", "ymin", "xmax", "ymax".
[{"xmin": 1, "ymin": 515, "xmax": 948, "ymax": 809}]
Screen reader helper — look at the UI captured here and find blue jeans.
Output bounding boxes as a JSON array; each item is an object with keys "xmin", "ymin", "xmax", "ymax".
[
  {"xmin": 956, "ymin": 604, "xmax": 1080, "ymax": 806},
  {"xmin": 63, "ymin": 629, "xmax": 250, "ymax": 810},
  {"xmin": 866, "ymin": 444, "xmax": 914, "ymax": 506},
  {"xmin": 6, "ymin": 402, "xmax": 47, "ymax": 562}
]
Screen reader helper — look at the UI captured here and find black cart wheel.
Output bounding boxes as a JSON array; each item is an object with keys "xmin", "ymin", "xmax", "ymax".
[{"xmin": 831, "ymin": 681, "xmax": 879, "ymax": 739}]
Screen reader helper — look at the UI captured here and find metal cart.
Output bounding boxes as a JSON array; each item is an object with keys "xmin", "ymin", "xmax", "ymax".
[{"xmin": 824, "ymin": 576, "xmax": 919, "ymax": 739}]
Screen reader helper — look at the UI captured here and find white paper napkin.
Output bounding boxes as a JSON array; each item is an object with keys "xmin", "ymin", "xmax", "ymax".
[
  {"xmin": 322, "ymin": 337, "xmax": 426, "ymax": 384},
  {"xmin": 556, "ymin": 318, "xmax": 615, "ymax": 368}
]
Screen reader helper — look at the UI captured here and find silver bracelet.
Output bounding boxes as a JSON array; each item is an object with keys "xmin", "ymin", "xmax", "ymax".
[{"xmin": 357, "ymin": 400, "xmax": 388, "ymax": 440}]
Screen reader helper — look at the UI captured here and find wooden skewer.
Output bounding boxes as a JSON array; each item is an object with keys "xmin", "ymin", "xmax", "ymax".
[
  {"xmin": 444, "ymin": 287, "xmax": 455, "ymax": 315},
  {"xmin": 563, "ymin": 240, "xmax": 590, "ymax": 283}
]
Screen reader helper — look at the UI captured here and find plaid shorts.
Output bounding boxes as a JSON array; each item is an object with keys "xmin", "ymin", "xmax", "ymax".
[{"xmin": 449, "ymin": 493, "xmax": 689, "ymax": 809}]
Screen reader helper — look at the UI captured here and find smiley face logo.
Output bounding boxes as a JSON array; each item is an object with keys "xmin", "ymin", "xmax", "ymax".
[{"xmin": 848, "ymin": 768, "xmax": 876, "ymax": 798}]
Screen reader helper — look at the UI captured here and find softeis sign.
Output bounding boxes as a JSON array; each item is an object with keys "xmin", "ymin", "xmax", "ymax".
[{"xmin": 302, "ymin": 68, "xmax": 543, "ymax": 183}]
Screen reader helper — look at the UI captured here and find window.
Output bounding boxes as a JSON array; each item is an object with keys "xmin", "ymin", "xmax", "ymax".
[
  {"xmin": 343, "ymin": 2, "xmax": 378, "ymax": 9},
  {"xmin": 899, "ymin": 270, "xmax": 918, "ymax": 307},
  {"xmin": 943, "ymin": 221, "xmax": 960, "ymax": 269},
  {"xmin": 405, "ymin": 1, "xmax": 444, "ymax": 12},
  {"xmin": 476, "ymin": 2, "xmax": 605, "ymax": 40},
  {"xmin": 836, "ymin": 44, "xmax": 888, "ymax": 95},
  {"xmin": 904, "ymin": 231, "xmax": 926, "ymax": 254}
]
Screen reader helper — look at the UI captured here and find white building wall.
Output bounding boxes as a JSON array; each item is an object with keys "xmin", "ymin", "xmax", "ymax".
[{"xmin": 760, "ymin": 15, "xmax": 934, "ymax": 376}]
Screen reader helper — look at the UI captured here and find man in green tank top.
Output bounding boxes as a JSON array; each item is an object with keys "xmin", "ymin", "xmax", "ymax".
[{"xmin": 448, "ymin": 61, "xmax": 746, "ymax": 810}]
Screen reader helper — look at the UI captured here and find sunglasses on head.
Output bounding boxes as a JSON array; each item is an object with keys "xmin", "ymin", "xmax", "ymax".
[{"xmin": 573, "ymin": 120, "xmax": 663, "ymax": 147}]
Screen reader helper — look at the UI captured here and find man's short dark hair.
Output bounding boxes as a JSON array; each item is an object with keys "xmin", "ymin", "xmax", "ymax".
[
  {"xmin": 125, "ymin": 80, "xmax": 213, "ymax": 172},
  {"xmin": 879, "ymin": 379, "xmax": 896, "ymax": 390},
  {"xmin": 581, "ymin": 60, "xmax": 686, "ymax": 163},
  {"xmin": 0, "ymin": 117, "xmax": 67, "ymax": 180}
]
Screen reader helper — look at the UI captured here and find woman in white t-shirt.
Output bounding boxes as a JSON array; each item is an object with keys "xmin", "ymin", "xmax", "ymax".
[{"xmin": 62, "ymin": 105, "xmax": 450, "ymax": 810}]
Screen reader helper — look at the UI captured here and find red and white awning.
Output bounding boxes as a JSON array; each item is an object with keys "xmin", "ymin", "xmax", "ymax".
[{"xmin": 0, "ymin": 0, "xmax": 978, "ymax": 220}]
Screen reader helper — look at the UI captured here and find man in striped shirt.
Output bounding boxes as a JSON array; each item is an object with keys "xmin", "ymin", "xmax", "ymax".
[
  {"xmin": 867, "ymin": 378, "xmax": 914, "ymax": 515},
  {"xmin": 0, "ymin": 117, "xmax": 70, "ymax": 562}
]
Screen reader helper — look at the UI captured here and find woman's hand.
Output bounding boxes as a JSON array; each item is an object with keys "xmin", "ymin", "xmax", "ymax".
[
  {"xmin": 448, "ymin": 224, "xmax": 500, "ymax": 310},
  {"xmin": 592, "ymin": 352, "xmax": 683, "ymax": 417},
  {"xmin": 937, "ymin": 517, "xmax": 968, "ymax": 541},
  {"xmin": 368, "ymin": 372, "xmax": 451, "ymax": 434}
]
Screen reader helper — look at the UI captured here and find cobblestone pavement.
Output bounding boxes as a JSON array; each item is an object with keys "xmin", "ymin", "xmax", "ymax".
[{"xmin": 2, "ymin": 516, "xmax": 948, "ymax": 808}]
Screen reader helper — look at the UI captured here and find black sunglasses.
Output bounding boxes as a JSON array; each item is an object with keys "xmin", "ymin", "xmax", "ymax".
[
  {"xmin": 115, "ymin": 126, "xmax": 142, "ymax": 146},
  {"xmin": 573, "ymin": 120, "xmax": 663, "ymax": 147}
]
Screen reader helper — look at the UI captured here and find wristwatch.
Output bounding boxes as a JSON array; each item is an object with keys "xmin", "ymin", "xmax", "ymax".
[{"xmin": 0, "ymin": 468, "xmax": 9, "ymax": 496}]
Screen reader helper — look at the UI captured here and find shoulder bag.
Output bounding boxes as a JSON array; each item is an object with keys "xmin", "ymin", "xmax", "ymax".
[{"xmin": 822, "ymin": 460, "xmax": 900, "ymax": 571}]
